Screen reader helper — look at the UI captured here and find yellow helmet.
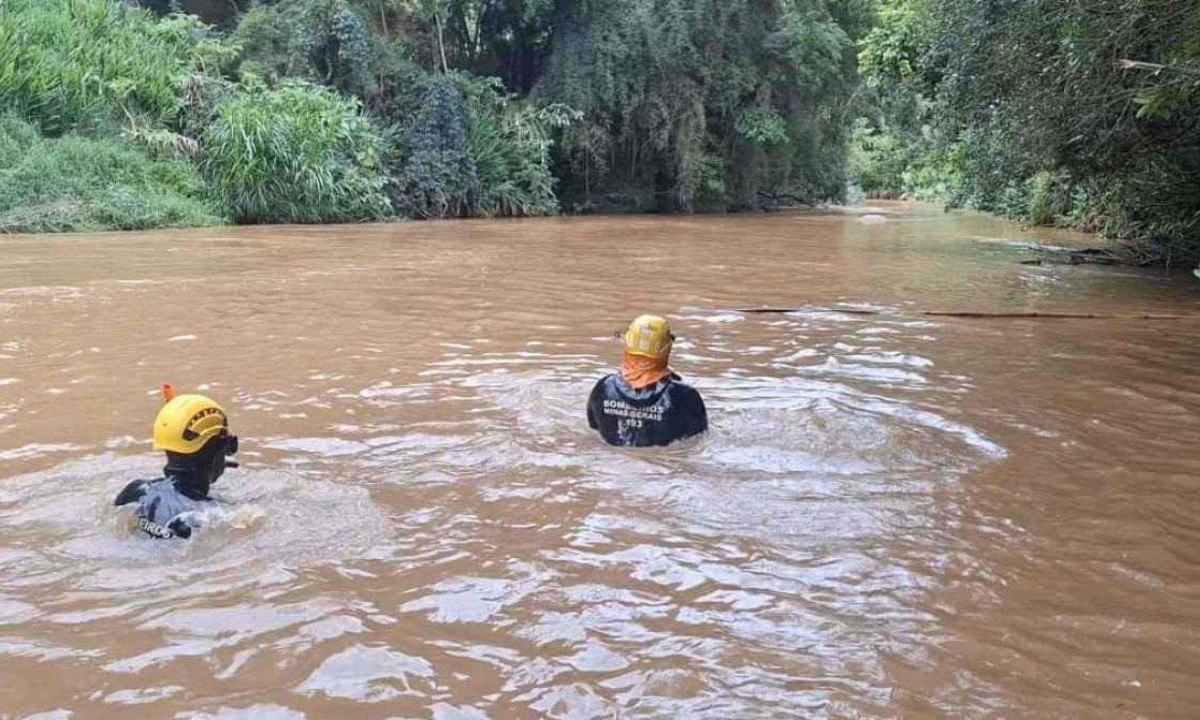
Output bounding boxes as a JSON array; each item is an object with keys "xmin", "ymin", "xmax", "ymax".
[
  {"xmin": 153, "ymin": 394, "xmax": 230, "ymax": 455},
  {"xmin": 623, "ymin": 314, "xmax": 674, "ymax": 359}
]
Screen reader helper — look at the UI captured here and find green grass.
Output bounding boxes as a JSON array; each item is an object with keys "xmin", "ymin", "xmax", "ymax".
[
  {"xmin": 0, "ymin": 117, "xmax": 226, "ymax": 233},
  {"xmin": 0, "ymin": 0, "xmax": 215, "ymax": 136}
]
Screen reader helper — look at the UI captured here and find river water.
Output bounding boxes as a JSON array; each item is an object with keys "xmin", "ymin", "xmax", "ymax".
[{"xmin": 0, "ymin": 204, "xmax": 1198, "ymax": 719}]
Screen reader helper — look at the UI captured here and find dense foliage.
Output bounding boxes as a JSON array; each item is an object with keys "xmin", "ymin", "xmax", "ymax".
[
  {"xmin": 1, "ymin": 0, "xmax": 1197, "ymax": 271},
  {"xmin": 202, "ymin": 81, "xmax": 390, "ymax": 223},
  {"xmin": 852, "ymin": 0, "xmax": 1200, "ymax": 266},
  {"xmin": 0, "ymin": 116, "xmax": 225, "ymax": 232},
  {"xmin": 0, "ymin": 0, "xmax": 221, "ymax": 136},
  {"xmin": 538, "ymin": 0, "xmax": 866, "ymax": 211},
  {"xmin": 0, "ymin": 0, "xmax": 868, "ymax": 231}
]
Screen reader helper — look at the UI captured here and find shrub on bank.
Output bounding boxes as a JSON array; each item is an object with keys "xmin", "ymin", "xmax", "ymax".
[
  {"xmin": 857, "ymin": 0, "xmax": 1200, "ymax": 267},
  {"xmin": 462, "ymin": 78, "xmax": 577, "ymax": 218},
  {"xmin": 0, "ymin": 117, "xmax": 226, "ymax": 233},
  {"xmin": 383, "ymin": 72, "xmax": 575, "ymax": 219},
  {"xmin": 848, "ymin": 119, "xmax": 911, "ymax": 198},
  {"xmin": 201, "ymin": 81, "xmax": 390, "ymax": 224},
  {"xmin": 0, "ymin": 0, "xmax": 220, "ymax": 136},
  {"xmin": 386, "ymin": 76, "xmax": 481, "ymax": 219}
]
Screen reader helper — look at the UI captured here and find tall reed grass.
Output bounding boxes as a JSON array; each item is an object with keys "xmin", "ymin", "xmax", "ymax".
[
  {"xmin": 201, "ymin": 81, "xmax": 390, "ymax": 223},
  {"xmin": 0, "ymin": 0, "xmax": 212, "ymax": 136}
]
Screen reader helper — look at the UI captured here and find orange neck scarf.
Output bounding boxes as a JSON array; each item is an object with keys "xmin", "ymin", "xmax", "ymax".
[{"xmin": 620, "ymin": 351, "xmax": 671, "ymax": 390}]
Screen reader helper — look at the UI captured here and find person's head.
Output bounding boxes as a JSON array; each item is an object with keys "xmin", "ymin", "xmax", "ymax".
[
  {"xmin": 153, "ymin": 392, "xmax": 238, "ymax": 494},
  {"xmin": 623, "ymin": 314, "xmax": 674, "ymax": 362}
]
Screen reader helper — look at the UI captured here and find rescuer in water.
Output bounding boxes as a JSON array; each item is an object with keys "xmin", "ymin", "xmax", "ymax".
[
  {"xmin": 587, "ymin": 314, "xmax": 708, "ymax": 447},
  {"xmin": 114, "ymin": 385, "xmax": 239, "ymax": 539}
]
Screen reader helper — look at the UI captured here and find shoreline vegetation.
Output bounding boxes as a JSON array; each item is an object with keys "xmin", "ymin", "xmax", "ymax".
[{"xmin": 0, "ymin": 0, "xmax": 1196, "ymax": 274}]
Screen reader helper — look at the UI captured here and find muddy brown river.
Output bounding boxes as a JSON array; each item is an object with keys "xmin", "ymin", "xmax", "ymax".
[{"xmin": 1, "ymin": 204, "xmax": 1198, "ymax": 719}]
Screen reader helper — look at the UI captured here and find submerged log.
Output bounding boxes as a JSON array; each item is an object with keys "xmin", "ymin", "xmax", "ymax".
[
  {"xmin": 737, "ymin": 307, "xmax": 1191, "ymax": 320},
  {"xmin": 1067, "ymin": 247, "xmax": 1123, "ymax": 265}
]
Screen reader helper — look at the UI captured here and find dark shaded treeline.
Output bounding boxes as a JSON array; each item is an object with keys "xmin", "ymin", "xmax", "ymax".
[
  {"xmin": 120, "ymin": 0, "xmax": 869, "ymax": 216},
  {"xmin": 852, "ymin": 0, "xmax": 1200, "ymax": 266}
]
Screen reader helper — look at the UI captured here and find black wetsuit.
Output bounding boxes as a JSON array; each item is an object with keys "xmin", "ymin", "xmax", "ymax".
[
  {"xmin": 114, "ymin": 476, "xmax": 210, "ymax": 539},
  {"xmin": 114, "ymin": 447, "xmax": 226, "ymax": 539},
  {"xmin": 587, "ymin": 373, "xmax": 708, "ymax": 447}
]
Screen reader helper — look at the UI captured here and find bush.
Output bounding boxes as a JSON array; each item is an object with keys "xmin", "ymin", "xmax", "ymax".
[
  {"xmin": 461, "ymin": 76, "xmax": 576, "ymax": 217},
  {"xmin": 848, "ymin": 119, "xmax": 910, "ymax": 197},
  {"xmin": 384, "ymin": 72, "xmax": 575, "ymax": 219},
  {"xmin": 0, "ymin": 117, "xmax": 226, "ymax": 233},
  {"xmin": 232, "ymin": 0, "xmax": 377, "ymax": 98},
  {"xmin": 386, "ymin": 75, "xmax": 480, "ymax": 219},
  {"xmin": 0, "ymin": 0, "xmax": 220, "ymax": 136},
  {"xmin": 0, "ymin": 114, "xmax": 39, "ymax": 167},
  {"xmin": 201, "ymin": 81, "xmax": 390, "ymax": 223}
]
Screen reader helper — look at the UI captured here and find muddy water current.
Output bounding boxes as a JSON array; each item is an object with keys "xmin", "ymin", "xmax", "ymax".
[{"xmin": 1, "ymin": 204, "xmax": 1199, "ymax": 719}]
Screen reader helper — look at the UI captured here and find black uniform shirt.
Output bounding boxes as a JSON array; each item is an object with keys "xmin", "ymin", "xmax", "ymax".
[{"xmin": 587, "ymin": 373, "xmax": 708, "ymax": 447}]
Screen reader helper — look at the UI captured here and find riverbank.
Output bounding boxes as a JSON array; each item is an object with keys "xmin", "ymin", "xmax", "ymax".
[{"xmin": 1, "ymin": 0, "xmax": 853, "ymax": 237}]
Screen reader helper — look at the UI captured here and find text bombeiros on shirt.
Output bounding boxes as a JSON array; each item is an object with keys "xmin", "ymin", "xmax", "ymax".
[{"xmin": 602, "ymin": 399, "xmax": 664, "ymax": 423}]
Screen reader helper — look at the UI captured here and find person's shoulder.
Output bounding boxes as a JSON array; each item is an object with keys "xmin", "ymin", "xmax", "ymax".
[
  {"xmin": 668, "ymin": 377, "xmax": 706, "ymax": 407},
  {"xmin": 668, "ymin": 376, "xmax": 702, "ymax": 396},
  {"xmin": 113, "ymin": 478, "xmax": 154, "ymax": 506},
  {"xmin": 591, "ymin": 373, "xmax": 619, "ymax": 394}
]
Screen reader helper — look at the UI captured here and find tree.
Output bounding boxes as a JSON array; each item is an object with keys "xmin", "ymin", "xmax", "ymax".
[{"xmin": 537, "ymin": 0, "xmax": 865, "ymax": 212}]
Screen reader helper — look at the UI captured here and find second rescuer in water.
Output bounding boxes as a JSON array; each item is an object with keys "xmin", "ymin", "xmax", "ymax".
[
  {"xmin": 587, "ymin": 314, "xmax": 708, "ymax": 447},
  {"xmin": 113, "ymin": 387, "xmax": 239, "ymax": 539}
]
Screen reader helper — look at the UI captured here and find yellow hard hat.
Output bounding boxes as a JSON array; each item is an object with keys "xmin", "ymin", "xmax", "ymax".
[
  {"xmin": 623, "ymin": 314, "xmax": 674, "ymax": 359},
  {"xmin": 153, "ymin": 394, "xmax": 230, "ymax": 455}
]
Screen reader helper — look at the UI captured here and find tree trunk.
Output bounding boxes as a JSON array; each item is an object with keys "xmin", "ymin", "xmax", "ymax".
[{"xmin": 435, "ymin": 10, "xmax": 449, "ymax": 73}]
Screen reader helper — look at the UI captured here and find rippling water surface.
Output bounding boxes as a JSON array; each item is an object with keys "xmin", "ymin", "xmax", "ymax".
[{"xmin": 1, "ymin": 204, "xmax": 1198, "ymax": 719}]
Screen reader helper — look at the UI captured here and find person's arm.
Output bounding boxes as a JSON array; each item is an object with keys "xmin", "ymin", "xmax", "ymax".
[
  {"xmin": 113, "ymin": 480, "xmax": 147, "ymax": 507},
  {"xmin": 167, "ymin": 513, "xmax": 199, "ymax": 539},
  {"xmin": 587, "ymin": 379, "xmax": 604, "ymax": 430},
  {"xmin": 687, "ymin": 387, "xmax": 709, "ymax": 436}
]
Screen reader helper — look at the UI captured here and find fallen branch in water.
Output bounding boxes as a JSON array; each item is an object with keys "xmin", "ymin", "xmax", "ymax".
[
  {"xmin": 737, "ymin": 307, "xmax": 1192, "ymax": 320},
  {"xmin": 921, "ymin": 310, "xmax": 1186, "ymax": 319},
  {"xmin": 964, "ymin": 236, "xmax": 1143, "ymax": 266}
]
